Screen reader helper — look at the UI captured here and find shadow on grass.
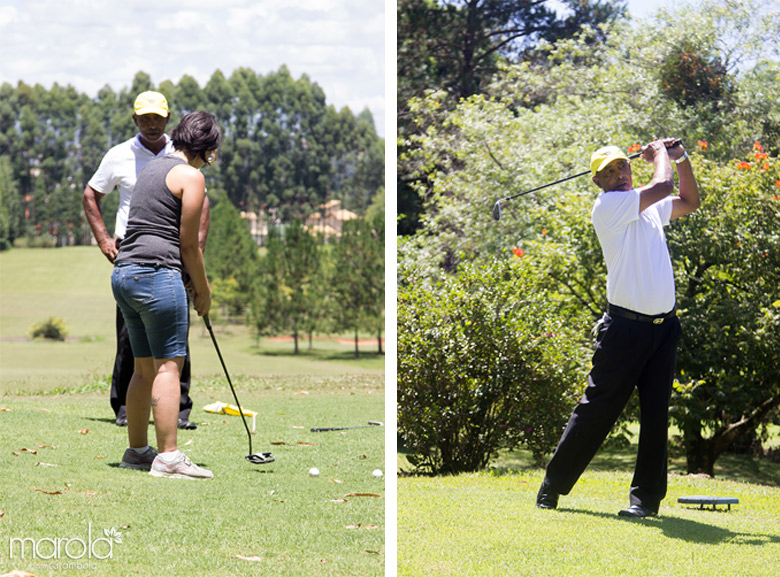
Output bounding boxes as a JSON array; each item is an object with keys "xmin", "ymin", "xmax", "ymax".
[
  {"xmin": 85, "ymin": 417, "xmax": 117, "ymax": 424},
  {"xmin": 252, "ymin": 347, "xmax": 385, "ymax": 362},
  {"xmin": 560, "ymin": 507, "xmax": 780, "ymax": 545},
  {"xmin": 489, "ymin": 443, "xmax": 780, "ymax": 488}
]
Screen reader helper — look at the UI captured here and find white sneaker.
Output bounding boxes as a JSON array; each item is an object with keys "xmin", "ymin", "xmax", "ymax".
[
  {"xmin": 149, "ymin": 451, "xmax": 213, "ymax": 480},
  {"xmin": 120, "ymin": 446, "xmax": 158, "ymax": 471}
]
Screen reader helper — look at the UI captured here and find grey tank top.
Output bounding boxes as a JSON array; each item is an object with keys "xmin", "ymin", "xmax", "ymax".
[{"xmin": 115, "ymin": 155, "xmax": 186, "ymax": 271}]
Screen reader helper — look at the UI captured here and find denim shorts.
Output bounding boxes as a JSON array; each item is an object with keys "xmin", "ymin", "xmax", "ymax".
[{"xmin": 111, "ymin": 264, "xmax": 188, "ymax": 359}]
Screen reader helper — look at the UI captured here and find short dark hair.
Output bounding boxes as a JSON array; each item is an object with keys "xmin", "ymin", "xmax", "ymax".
[{"xmin": 170, "ymin": 111, "xmax": 222, "ymax": 161}]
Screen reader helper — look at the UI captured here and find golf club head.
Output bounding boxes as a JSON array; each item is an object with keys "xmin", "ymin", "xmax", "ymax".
[
  {"xmin": 246, "ymin": 451, "xmax": 275, "ymax": 465},
  {"xmin": 492, "ymin": 201, "xmax": 502, "ymax": 221}
]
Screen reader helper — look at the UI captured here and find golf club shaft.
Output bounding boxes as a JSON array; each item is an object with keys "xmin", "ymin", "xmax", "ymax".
[
  {"xmin": 203, "ymin": 314, "xmax": 254, "ymax": 455},
  {"xmin": 311, "ymin": 421, "xmax": 383, "ymax": 432},
  {"xmin": 494, "ymin": 139, "xmax": 682, "ymax": 206}
]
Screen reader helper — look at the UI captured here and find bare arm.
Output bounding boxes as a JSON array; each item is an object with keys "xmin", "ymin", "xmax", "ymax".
[
  {"xmin": 637, "ymin": 140, "xmax": 674, "ymax": 214},
  {"xmin": 82, "ymin": 184, "xmax": 118, "ymax": 262},
  {"xmin": 198, "ymin": 194, "xmax": 211, "ymax": 252},
  {"xmin": 669, "ymin": 148, "xmax": 701, "ymax": 220},
  {"xmin": 167, "ymin": 165, "xmax": 210, "ymax": 316}
]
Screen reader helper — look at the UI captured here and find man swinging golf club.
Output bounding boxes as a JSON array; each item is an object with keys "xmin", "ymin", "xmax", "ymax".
[{"xmin": 536, "ymin": 137, "xmax": 700, "ymax": 517}]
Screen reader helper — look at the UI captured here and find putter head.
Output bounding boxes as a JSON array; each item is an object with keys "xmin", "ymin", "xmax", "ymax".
[
  {"xmin": 492, "ymin": 201, "xmax": 502, "ymax": 221},
  {"xmin": 246, "ymin": 451, "xmax": 275, "ymax": 465}
]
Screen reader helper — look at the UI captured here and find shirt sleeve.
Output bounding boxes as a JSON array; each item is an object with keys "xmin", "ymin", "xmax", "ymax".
[
  {"xmin": 87, "ymin": 149, "xmax": 119, "ymax": 195},
  {"xmin": 592, "ymin": 189, "xmax": 639, "ymax": 232},
  {"xmin": 656, "ymin": 196, "xmax": 674, "ymax": 226}
]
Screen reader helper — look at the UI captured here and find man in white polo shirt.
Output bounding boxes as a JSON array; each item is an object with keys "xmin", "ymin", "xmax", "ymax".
[
  {"xmin": 536, "ymin": 138, "xmax": 700, "ymax": 517},
  {"xmin": 82, "ymin": 91, "xmax": 208, "ymax": 429}
]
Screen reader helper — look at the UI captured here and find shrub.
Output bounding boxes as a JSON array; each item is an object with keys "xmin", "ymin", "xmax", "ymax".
[
  {"xmin": 668, "ymin": 145, "xmax": 780, "ymax": 475},
  {"xmin": 397, "ymin": 258, "xmax": 589, "ymax": 474},
  {"xmin": 28, "ymin": 317, "xmax": 69, "ymax": 341}
]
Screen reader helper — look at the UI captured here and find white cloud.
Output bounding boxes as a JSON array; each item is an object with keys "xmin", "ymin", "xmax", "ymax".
[{"xmin": 0, "ymin": 6, "xmax": 17, "ymax": 28}]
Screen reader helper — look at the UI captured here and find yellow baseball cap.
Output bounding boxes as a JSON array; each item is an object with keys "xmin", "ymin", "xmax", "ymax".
[
  {"xmin": 590, "ymin": 145, "xmax": 629, "ymax": 177},
  {"xmin": 134, "ymin": 91, "xmax": 169, "ymax": 117}
]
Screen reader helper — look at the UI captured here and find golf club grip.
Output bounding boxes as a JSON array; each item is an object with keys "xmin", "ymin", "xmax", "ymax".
[{"xmin": 629, "ymin": 138, "xmax": 684, "ymax": 159}]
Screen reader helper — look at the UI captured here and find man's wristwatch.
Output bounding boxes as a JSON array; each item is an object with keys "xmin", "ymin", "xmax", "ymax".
[{"xmin": 675, "ymin": 151, "xmax": 689, "ymax": 164}]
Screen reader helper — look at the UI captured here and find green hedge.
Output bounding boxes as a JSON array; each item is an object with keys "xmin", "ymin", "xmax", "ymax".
[{"xmin": 398, "ymin": 258, "xmax": 589, "ymax": 474}]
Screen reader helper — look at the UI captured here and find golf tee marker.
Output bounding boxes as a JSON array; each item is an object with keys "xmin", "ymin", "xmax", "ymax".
[{"xmin": 678, "ymin": 496, "xmax": 739, "ymax": 511}]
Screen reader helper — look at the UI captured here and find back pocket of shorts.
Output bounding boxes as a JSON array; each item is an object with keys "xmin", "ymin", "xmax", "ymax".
[{"xmin": 124, "ymin": 271, "xmax": 157, "ymax": 306}]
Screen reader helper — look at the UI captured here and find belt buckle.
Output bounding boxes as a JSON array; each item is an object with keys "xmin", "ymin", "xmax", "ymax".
[{"xmin": 653, "ymin": 318, "xmax": 664, "ymax": 325}]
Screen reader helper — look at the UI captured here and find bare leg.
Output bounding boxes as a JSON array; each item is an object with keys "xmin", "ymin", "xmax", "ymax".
[
  {"xmin": 126, "ymin": 357, "xmax": 155, "ymax": 449},
  {"xmin": 151, "ymin": 358, "xmax": 184, "ymax": 453}
]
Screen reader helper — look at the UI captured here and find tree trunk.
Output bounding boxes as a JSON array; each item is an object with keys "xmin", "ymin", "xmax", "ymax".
[
  {"xmin": 377, "ymin": 329, "xmax": 383, "ymax": 354},
  {"xmin": 354, "ymin": 328, "xmax": 359, "ymax": 359},
  {"xmin": 684, "ymin": 422, "xmax": 716, "ymax": 476},
  {"xmin": 293, "ymin": 331, "xmax": 299, "ymax": 355},
  {"xmin": 684, "ymin": 395, "xmax": 779, "ymax": 476}
]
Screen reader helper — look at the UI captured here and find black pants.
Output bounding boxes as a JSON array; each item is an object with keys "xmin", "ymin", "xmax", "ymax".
[
  {"xmin": 544, "ymin": 308, "xmax": 681, "ymax": 511},
  {"xmin": 110, "ymin": 305, "xmax": 193, "ymax": 422}
]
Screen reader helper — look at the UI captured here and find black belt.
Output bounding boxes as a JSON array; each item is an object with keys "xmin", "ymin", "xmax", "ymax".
[{"xmin": 607, "ymin": 304, "xmax": 676, "ymax": 325}]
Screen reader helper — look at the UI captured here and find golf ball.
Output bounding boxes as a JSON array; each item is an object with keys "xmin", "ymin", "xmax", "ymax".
[
  {"xmin": 308, "ymin": 467, "xmax": 320, "ymax": 476},
  {"xmin": 372, "ymin": 469, "xmax": 383, "ymax": 478}
]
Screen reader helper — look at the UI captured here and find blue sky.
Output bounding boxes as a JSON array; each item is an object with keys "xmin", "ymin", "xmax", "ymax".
[
  {"xmin": 624, "ymin": 0, "xmax": 676, "ymax": 19},
  {"xmin": 548, "ymin": 0, "xmax": 679, "ymax": 20},
  {"xmin": 0, "ymin": 0, "xmax": 386, "ymax": 135}
]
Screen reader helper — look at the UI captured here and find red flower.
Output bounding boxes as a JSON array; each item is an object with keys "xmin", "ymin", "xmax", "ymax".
[
  {"xmin": 512, "ymin": 248, "xmax": 524, "ymax": 258},
  {"xmin": 762, "ymin": 163, "xmax": 770, "ymax": 171},
  {"xmin": 754, "ymin": 142, "xmax": 763, "ymax": 151},
  {"xmin": 756, "ymin": 152, "xmax": 768, "ymax": 160},
  {"xmin": 776, "ymin": 180, "xmax": 780, "ymax": 187},
  {"xmin": 737, "ymin": 162, "xmax": 752, "ymax": 170},
  {"xmin": 627, "ymin": 143, "xmax": 641, "ymax": 153},
  {"xmin": 697, "ymin": 140, "xmax": 708, "ymax": 150}
]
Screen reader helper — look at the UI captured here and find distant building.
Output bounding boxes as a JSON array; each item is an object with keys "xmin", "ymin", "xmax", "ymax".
[
  {"xmin": 240, "ymin": 200, "xmax": 358, "ymax": 246},
  {"xmin": 240, "ymin": 210, "xmax": 271, "ymax": 246},
  {"xmin": 304, "ymin": 199, "xmax": 358, "ymax": 240}
]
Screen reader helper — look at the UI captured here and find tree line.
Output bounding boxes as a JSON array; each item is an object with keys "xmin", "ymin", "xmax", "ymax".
[
  {"xmin": 397, "ymin": 0, "xmax": 628, "ymax": 234},
  {"xmin": 0, "ymin": 66, "xmax": 385, "ymax": 351},
  {"xmin": 0, "ymin": 65, "xmax": 384, "ymax": 248},
  {"xmin": 205, "ymin": 193, "xmax": 385, "ymax": 357}
]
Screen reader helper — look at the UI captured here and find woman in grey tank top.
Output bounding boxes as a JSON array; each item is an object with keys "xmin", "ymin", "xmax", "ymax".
[{"xmin": 111, "ymin": 111, "xmax": 221, "ymax": 479}]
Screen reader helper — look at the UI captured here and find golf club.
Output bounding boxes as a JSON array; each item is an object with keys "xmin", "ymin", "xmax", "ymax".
[
  {"xmin": 311, "ymin": 421, "xmax": 384, "ymax": 433},
  {"xmin": 203, "ymin": 314, "xmax": 274, "ymax": 465},
  {"xmin": 492, "ymin": 139, "xmax": 682, "ymax": 221}
]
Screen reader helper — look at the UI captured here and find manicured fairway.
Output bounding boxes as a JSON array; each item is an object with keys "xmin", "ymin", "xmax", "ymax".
[
  {"xmin": 398, "ymin": 469, "xmax": 780, "ymax": 577},
  {"xmin": 1, "ymin": 377, "xmax": 385, "ymax": 576}
]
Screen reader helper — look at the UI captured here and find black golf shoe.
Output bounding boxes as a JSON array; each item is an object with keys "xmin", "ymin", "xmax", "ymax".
[
  {"xmin": 178, "ymin": 418, "xmax": 198, "ymax": 430},
  {"xmin": 536, "ymin": 479, "xmax": 559, "ymax": 509},
  {"xmin": 618, "ymin": 504, "xmax": 657, "ymax": 518}
]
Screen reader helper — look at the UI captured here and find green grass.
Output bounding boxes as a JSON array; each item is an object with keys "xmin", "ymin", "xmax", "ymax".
[
  {"xmin": 0, "ymin": 246, "xmax": 386, "ymax": 575},
  {"xmin": 398, "ymin": 431, "xmax": 780, "ymax": 577},
  {"xmin": 398, "ymin": 470, "xmax": 780, "ymax": 577},
  {"xmin": 0, "ymin": 247, "xmax": 383, "ymax": 394},
  {"xmin": 0, "ymin": 376, "xmax": 385, "ymax": 576}
]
